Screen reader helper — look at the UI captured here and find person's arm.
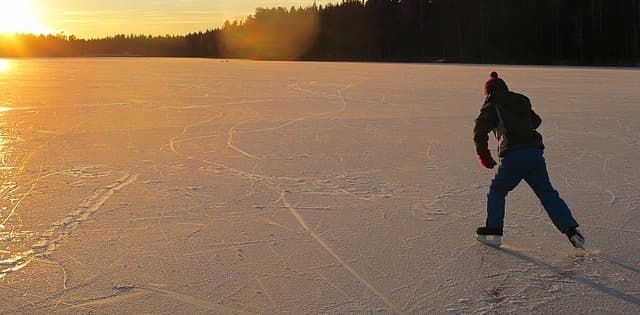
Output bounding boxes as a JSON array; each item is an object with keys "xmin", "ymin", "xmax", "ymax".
[
  {"xmin": 473, "ymin": 102, "xmax": 498, "ymax": 168},
  {"xmin": 530, "ymin": 109, "xmax": 542, "ymax": 129},
  {"xmin": 473, "ymin": 102, "xmax": 498, "ymax": 155},
  {"xmin": 521, "ymin": 94, "xmax": 542, "ymax": 129}
]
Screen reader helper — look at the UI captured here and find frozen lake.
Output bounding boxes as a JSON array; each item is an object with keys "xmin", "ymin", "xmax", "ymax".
[{"xmin": 0, "ymin": 58, "xmax": 638, "ymax": 314}]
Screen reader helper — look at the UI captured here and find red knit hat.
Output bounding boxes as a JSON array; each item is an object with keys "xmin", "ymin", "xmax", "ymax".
[{"xmin": 484, "ymin": 71, "xmax": 509, "ymax": 96}]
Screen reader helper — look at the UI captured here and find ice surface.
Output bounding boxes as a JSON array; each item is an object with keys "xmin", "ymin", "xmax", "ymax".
[{"xmin": 0, "ymin": 58, "xmax": 638, "ymax": 314}]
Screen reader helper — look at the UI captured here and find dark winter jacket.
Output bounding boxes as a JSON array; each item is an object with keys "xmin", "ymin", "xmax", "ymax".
[{"xmin": 473, "ymin": 91, "xmax": 544, "ymax": 157}]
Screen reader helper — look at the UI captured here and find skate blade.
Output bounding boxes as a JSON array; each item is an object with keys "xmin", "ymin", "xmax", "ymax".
[{"xmin": 477, "ymin": 235, "xmax": 503, "ymax": 247}]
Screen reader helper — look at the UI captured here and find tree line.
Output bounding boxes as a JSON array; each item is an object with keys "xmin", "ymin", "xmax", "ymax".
[{"xmin": 1, "ymin": 0, "xmax": 639, "ymax": 66}]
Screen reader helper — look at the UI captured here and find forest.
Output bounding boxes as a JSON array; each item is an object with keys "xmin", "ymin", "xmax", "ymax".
[{"xmin": 1, "ymin": 0, "xmax": 639, "ymax": 66}]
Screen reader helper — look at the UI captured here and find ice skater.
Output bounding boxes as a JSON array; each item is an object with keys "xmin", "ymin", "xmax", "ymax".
[{"xmin": 473, "ymin": 71, "xmax": 585, "ymax": 248}]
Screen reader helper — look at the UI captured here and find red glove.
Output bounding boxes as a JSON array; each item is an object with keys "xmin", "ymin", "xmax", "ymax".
[{"xmin": 478, "ymin": 151, "xmax": 497, "ymax": 169}]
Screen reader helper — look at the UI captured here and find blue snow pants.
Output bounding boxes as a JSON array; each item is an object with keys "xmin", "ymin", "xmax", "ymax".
[{"xmin": 486, "ymin": 148, "xmax": 578, "ymax": 232}]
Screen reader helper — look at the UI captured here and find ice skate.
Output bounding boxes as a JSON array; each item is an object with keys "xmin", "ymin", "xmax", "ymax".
[
  {"xmin": 476, "ymin": 227, "xmax": 503, "ymax": 247},
  {"xmin": 564, "ymin": 227, "xmax": 585, "ymax": 249}
]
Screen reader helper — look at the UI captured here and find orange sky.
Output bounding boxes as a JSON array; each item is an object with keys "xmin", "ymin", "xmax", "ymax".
[{"xmin": 24, "ymin": 0, "xmax": 334, "ymax": 38}]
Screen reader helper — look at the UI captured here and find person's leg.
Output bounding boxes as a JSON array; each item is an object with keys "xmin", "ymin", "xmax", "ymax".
[
  {"xmin": 524, "ymin": 150, "xmax": 578, "ymax": 232},
  {"xmin": 486, "ymin": 153, "xmax": 525, "ymax": 230}
]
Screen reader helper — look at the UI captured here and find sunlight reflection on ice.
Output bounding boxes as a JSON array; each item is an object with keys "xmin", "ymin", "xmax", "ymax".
[{"xmin": 0, "ymin": 59, "xmax": 9, "ymax": 72}]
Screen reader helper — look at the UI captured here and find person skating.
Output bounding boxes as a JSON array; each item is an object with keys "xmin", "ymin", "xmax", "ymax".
[{"xmin": 473, "ymin": 71, "xmax": 584, "ymax": 248}]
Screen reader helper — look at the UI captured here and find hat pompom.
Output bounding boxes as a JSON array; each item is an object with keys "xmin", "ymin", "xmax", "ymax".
[{"xmin": 484, "ymin": 71, "xmax": 508, "ymax": 96}]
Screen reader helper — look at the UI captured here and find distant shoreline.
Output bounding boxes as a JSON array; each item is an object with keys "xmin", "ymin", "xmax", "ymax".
[
  {"xmin": 2, "ymin": 56, "xmax": 639, "ymax": 71},
  {"xmin": 2, "ymin": 1, "xmax": 640, "ymax": 68}
]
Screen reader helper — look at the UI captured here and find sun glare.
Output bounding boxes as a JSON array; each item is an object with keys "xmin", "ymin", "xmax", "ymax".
[
  {"xmin": 0, "ymin": 0, "xmax": 52, "ymax": 35},
  {"xmin": 0, "ymin": 59, "xmax": 10, "ymax": 72}
]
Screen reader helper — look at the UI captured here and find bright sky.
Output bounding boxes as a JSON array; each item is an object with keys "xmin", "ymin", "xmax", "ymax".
[{"xmin": 25, "ymin": 0, "xmax": 335, "ymax": 39}]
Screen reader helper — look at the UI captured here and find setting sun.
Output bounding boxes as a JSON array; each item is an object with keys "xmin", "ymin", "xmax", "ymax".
[{"xmin": 0, "ymin": 0, "xmax": 52, "ymax": 35}]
